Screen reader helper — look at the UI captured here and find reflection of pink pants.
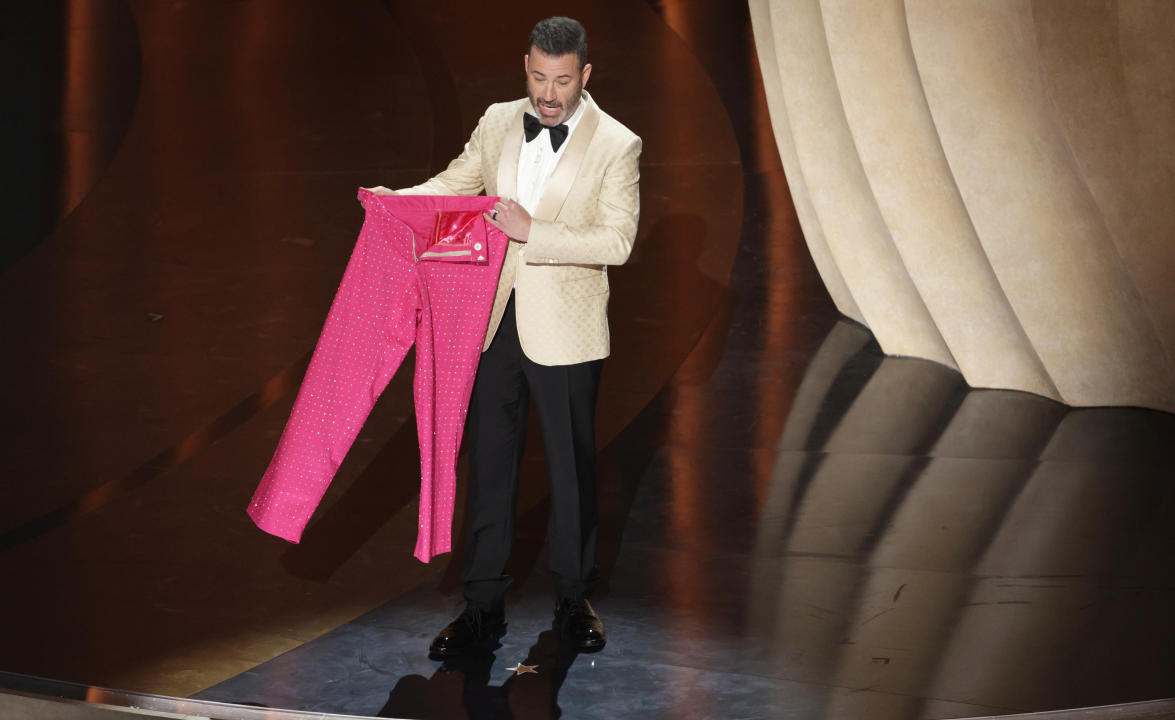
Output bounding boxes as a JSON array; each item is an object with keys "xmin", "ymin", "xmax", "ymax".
[{"xmin": 248, "ymin": 190, "xmax": 508, "ymax": 562}]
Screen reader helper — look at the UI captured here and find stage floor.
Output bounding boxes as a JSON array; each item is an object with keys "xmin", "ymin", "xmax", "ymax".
[{"xmin": 2, "ymin": 1, "xmax": 1173, "ymax": 719}]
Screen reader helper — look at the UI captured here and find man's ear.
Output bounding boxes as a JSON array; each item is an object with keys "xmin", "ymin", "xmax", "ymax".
[{"xmin": 581, "ymin": 62, "xmax": 592, "ymax": 88}]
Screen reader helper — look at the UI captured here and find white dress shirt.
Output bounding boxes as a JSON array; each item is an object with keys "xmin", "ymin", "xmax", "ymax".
[{"xmin": 516, "ymin": 94, "xmax": 589, "ymax": 215}]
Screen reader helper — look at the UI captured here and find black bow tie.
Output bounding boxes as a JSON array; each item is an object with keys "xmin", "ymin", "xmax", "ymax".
[{"xmin": 523, "ymin": 112, "xmax": 569, "ymax": 152}]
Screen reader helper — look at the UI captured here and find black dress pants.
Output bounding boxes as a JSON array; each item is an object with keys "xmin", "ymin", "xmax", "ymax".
[{"xmin": 462, "ymin": 291, "xmax": 602, "ymax": 612}]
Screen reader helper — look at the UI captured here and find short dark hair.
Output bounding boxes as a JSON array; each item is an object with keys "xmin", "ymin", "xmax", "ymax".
[{"xmin": 528, "ymin": 17, "xmax": 588, "ymax": 69}]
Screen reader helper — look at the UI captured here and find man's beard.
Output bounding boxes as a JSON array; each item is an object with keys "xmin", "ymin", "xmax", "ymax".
[{"xmin": 529, "ymin": 85, "xmax": 581, "ymax": 125}]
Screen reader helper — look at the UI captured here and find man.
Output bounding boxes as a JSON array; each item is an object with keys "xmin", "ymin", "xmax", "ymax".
[{"xmin": 369, "ymin": 16, "xmax": 641, "ymax": 656}]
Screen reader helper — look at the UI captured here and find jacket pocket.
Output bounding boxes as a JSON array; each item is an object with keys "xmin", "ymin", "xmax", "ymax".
[{"xmin": 558, "ymin": 271, "xmax": 609, "ymax": 298}]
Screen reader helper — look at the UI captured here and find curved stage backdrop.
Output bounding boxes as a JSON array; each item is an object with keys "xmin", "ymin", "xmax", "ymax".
[{"xmin": 750, "ymin": 0, "xmax": 1175, "ymax": 414}]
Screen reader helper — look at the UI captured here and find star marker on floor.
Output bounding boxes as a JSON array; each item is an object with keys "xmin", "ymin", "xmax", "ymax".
[{"xmin": 507, "ymin": 663, "xmax": 538, "ymax": 676}]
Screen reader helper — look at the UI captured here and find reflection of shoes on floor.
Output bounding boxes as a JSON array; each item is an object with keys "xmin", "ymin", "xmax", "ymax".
[
  {"xmin": 554, "ymin": 597, "xmax": 606, "ymax": 652},
  {"xmin": 428, "ymin": 606, "xmax": 507, "ymax": 659}
]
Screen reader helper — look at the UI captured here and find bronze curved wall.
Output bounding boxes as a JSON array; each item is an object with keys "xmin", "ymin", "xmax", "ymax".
[{"xmin": 750, "ymin": 0, "xmax": 1175, "ymax": 413}]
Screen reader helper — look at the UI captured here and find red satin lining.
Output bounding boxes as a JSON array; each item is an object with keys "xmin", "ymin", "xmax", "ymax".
[{"xmin": 420, "ymin": 210, "xmax": 488, "ymax": 264}]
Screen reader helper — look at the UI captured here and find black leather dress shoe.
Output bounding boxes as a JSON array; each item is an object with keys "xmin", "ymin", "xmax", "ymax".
[
  {"xmin": 428, "ymin": 606, "xmax": 506, "ymax": 659},
  {"xmin": 554, "ymin": 598, "xmax": 606, "ymax": 652}
]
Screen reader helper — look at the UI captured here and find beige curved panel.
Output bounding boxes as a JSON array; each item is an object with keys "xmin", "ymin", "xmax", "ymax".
[
  {"xmin": 748, "ymin": 0, "xmax": 864, "ymax": 324},
  {"xmin": 765, "ymin": 0, "xmax": 956, "ymax": 369},
  {"xmin": 819, "ymin": 0, "xmax": 1059, "ymax": 400},
  {"xmin": 1030, "ymin": 0, "xmax": 1175, "ymax": 381},
  {"xmin": 907, "ymin": 0, "xmax": 1175, "ymax": 410},
  {"xmin": 750, "ymin": 0, "xmax": 1175, "ymax": 412}
]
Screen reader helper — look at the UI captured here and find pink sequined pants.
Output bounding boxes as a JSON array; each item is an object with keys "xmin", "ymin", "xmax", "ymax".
[{"xmin": 248, "ymin": 190, "xmax": 508, "ymax": 562}]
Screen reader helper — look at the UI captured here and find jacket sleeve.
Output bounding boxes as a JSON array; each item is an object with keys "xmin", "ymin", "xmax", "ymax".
[
  {"xmin": 524, "ymin": 135, "xmax": 642, "ymax": 266},
  {"xmin": 396, "ymin": 109, "xmax": 493, "ymax": 196}
]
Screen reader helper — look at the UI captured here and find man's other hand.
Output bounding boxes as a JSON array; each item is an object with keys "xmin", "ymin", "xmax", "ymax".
[{"xmin": 485, "ymin": 198, "xmax": 531, "ymax": 243}]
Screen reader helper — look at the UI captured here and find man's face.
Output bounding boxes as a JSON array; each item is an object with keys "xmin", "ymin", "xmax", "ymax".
[{"xmin": 524, "ymin": 47, "xmax": 592, "ymax": 126}]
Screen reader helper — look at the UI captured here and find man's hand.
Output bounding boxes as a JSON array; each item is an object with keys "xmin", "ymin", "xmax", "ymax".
[{"xmin": 485, "ymin": 198, "xmax": 531, "ymax": 243}]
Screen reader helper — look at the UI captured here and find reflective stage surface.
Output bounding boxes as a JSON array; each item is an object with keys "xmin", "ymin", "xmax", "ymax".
[{"xmin": 1, "ymin": 2, "xmax": 1173, "ymax": 719}]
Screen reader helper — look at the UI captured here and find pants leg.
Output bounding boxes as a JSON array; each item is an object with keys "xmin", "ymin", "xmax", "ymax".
[
  {"xmin": 415, "ymin": 244, "xmax": 509, "ymax": 561},
  {"xmin": 383, "ymin": 194, "xmax": 508, "ymax": 562},
  {"xmin": 462, "ymin": 291, "xmax": 604, "ymax": 608},
  {"xmin": 462, "ymin": 293, "xmax": 530, "ymax": 612},
  {"xmin": 248, "ymin": 207, "xmax": 421, "ymax": 541},
  {"xmin": 524, "ymin": 350, "xmax": 603, "ymax": 600}
]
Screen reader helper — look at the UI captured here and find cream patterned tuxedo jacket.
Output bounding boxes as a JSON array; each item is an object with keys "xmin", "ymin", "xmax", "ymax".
[{"xmin": 399, "ymin": 92, "xmax": 642, "ymax": 366}]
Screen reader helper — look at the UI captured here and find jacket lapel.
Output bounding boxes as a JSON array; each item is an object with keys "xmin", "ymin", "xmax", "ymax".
[
  {"xmin": 496, "ymin": 105, "xmax": 525, "ymax": 200},
  {"xmin": 533, "ymin": 93, "xmax": 600, "ymax": 221}
]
